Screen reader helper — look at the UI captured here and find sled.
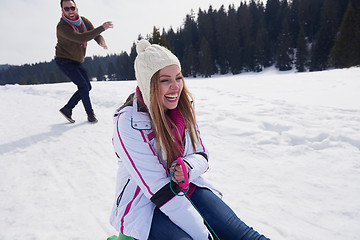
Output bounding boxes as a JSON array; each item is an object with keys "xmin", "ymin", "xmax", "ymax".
[{"xmin": 107, "ymin": 233, "xmax": 135, "ymax": 240}]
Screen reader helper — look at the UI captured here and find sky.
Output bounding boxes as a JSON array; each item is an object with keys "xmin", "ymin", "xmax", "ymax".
[
  {"xmin": 1, "ymin": 67, "xmax": 359, "ymax": 239},
  {"xmin": 0, "ymin": 0, "xmax": 266, "ymax": 66}
]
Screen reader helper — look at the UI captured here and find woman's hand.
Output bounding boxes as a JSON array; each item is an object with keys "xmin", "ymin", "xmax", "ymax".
[{"xmin": 170, "ymin": 163, "xmax": 188, "ymax": 183}]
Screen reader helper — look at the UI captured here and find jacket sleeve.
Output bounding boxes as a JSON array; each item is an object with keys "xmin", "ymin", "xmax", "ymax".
[
  {"xmin": 85, "ymin": 17, "xmax": 106, "ymax": 45},
  {"xmin": 113, "ymin": 112, "xmax": 210, "ymax": 239},
  {"xmin": 183, "ymin": 127, "xmax": 210, "ymax": 182}
]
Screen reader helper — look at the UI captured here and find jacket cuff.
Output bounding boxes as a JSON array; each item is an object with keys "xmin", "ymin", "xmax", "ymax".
[{"xmin": 150, "ymin": 181, "xmax": 181, "ymax": 208}]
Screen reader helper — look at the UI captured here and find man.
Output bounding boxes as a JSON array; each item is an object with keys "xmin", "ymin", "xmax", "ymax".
[{"xmin": 55, "ymin": 0, "xmax": 113, "ymax": 123}]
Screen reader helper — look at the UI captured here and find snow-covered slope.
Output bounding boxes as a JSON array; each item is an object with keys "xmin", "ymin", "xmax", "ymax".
[{"xmin": 1, "ymin": 67, "xmax": 359, "ymax": 240}]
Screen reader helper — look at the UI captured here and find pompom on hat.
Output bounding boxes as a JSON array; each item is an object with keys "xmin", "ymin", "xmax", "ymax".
[{"xmin": 134, "ymin": 39, "xmax": 181, "ymax": 110}]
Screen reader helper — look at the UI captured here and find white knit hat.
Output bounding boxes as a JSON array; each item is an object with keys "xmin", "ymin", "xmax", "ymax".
[{"xmin": 134, "ymin": 39, "xmax": 181, "ymax": 110}]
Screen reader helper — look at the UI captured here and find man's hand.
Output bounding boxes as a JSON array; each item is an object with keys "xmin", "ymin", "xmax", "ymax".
[
  {"xmin": 99, "ymin": 41, "xmax": 108, "ymax": 49},
  {"xmin": 102, "ymin": 21, "xmax": 114, "ymax": 30}
]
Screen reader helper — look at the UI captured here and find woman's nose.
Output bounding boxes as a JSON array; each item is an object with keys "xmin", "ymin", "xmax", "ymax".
[{"xmin": 170, "ymin": 80, "xmax": 179, "ymax": 89}]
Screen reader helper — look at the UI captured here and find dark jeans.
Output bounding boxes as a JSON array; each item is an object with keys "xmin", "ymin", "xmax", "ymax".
[
  {"xmin": 55, "ymin": 57, "xmax": 93, "ymax": 113},
  {"xmin": 148, "ymin": 187, "xmax": 270, "ymax": 240}
]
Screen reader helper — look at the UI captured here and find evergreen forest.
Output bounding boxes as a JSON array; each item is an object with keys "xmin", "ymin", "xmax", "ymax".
[{"xmin": 1, "ymin": 0, "xmax": 360, "ymax": 85}]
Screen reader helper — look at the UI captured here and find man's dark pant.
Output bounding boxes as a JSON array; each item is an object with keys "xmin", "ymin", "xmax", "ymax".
[{"xmin": 55, "ymin": 57, "xmax": 93, "ymax": 113}]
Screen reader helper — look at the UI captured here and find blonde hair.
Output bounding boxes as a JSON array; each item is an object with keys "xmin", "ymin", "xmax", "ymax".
[{"xmin": 149, "ymin": 71, "xmax": 199, "ymax": 168}]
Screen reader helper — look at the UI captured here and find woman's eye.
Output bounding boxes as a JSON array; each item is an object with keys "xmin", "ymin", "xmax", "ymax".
[
  {"xmin": 160, "ymin": 79, "xmax": 168, "ymax": 83},
  {"xmin": 176, "ymin": 77, "xmax": 182, "ymax": 81}
]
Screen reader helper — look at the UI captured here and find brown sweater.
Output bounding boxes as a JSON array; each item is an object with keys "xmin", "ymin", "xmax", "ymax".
[{"xmin": 55, "ymin": 16, "xmax": 105, "ymax": 63}]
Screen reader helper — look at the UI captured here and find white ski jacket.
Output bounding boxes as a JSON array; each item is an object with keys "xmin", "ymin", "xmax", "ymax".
[{"xmin": 110, "ymin": 93, "xmax": 217, "ymax": 240}]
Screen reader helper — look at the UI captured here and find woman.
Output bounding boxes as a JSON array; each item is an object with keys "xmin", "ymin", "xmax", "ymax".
[{"xmin": 110, "ymin": 39, "xmax": 270, "ymax": 240}]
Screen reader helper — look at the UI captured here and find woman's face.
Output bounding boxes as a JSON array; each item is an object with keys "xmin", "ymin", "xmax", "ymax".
[{"xmin": 158, "ymin": 64, "xmax": 183, "ymax": 111}]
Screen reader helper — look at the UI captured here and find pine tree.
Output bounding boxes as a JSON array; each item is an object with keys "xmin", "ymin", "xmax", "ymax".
[
  {"xmin": 227, "ymin": 4, "xmax": 242, "ymax": 74},
  {"xmin": 199, "ymin": 37, "xmax": 213, "ymax": 77},
  {"xmin": 254, "ymin": 28, "xmax": 268, "ymax": 72},
  {"xmin": 215, "ymin": 5, "xmax": 229, "ymax": 74},
  {"xmin": 96, "ymin": 64, "xmax": 105, "ymax": 81},
  {"xmin": 181, "ymin": 11, "xmax": 200, "ymax": 75},
  {"xmin": 182, "ymin": 10, "xmax": 199, "ymax": 51},
  {"xmin": 128, "ymin": 43, "xmax": 137, "ymax": 80},
  {"xmin": 276, "ymin": 33, "xmax": 293, "ymax": 71},
  {"xmin": 289, "ymin": 0, "xmax": 300, "ymax": 47},
  {"xmin": 197, "ymin": 8, "xmax": 216, "ymax": 75},
  {"xmin": 330, "ymin": 1, "xmax": 359, "ymax": 67},
  {"xmin": 298, "ymin": 0, "xmax": 323, "ymax": 42},
  {"xmin": 164, "ymin": 28, "xmax": 180, "ymax": 55},
  {"xmin": 150, "ymin": 26, "xmax": 162, "ymax": 44},
  {"xmin": 250, "ymin": 1, "xmax": 270, "ymax": 70},
  {"xmin": 276, "ymin": 6, "xmax": 293, "ymax": 71},
  {"xmin": 116, "ymin": 51, "xmax": 130, "ymax": 80},
  {"xmin": 107, "ymin": 61, "xmax": 116, "ymax": 81},
  {"xmin": 265, "ymin": 0, "xmax": 282, "ymax": 61},
  {"xmin": 237, "ymin": 2, "xmax": 255, "ymax": 71},
  {"xmin": 149, "ymin": 27, "xmax": 172, "ymax": 50},
  {"xmin": 48, "ymin": 71, "xmax": 58, "ymax": 83},
  {"xmin": 310, "ymin": 0, "xmax": 340, "ymax": 71},
  {"xmin": 182, "ymin": 44, "xmax": 198, "ymax": 77},
  {"xmin": 295, "ymin": 27, "xmax": 308, "ymax": 72}
]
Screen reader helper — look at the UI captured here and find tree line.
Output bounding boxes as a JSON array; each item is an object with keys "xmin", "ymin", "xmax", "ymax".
[
  {"xmin": 0, "ymin": 53, "xmax": 136, "ymax": 85},
  {"xmin": 1, "ymin": 0, "xmax": 360, "ymax": 85}
]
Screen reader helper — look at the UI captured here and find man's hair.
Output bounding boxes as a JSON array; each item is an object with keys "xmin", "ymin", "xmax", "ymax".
[{"xmin": 60, "ymin": 0, "xmax": 76, "ymax": 7}]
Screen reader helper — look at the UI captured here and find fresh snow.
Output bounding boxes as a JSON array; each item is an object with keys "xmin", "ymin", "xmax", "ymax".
[{"xmin": 1, "ymin": 67, "xmax": 359, "ymax": 240}]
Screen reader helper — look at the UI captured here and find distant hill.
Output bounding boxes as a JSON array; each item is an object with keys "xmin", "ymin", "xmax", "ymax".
[{"xmin": 0, "ymin": 64, "xmax": 13, "ymax": 70}]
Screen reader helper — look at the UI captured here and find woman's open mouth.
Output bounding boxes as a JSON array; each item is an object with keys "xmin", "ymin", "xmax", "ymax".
[{"xmin": 165, "ymin": 94, "xmax": 178, "ymax": 101}]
